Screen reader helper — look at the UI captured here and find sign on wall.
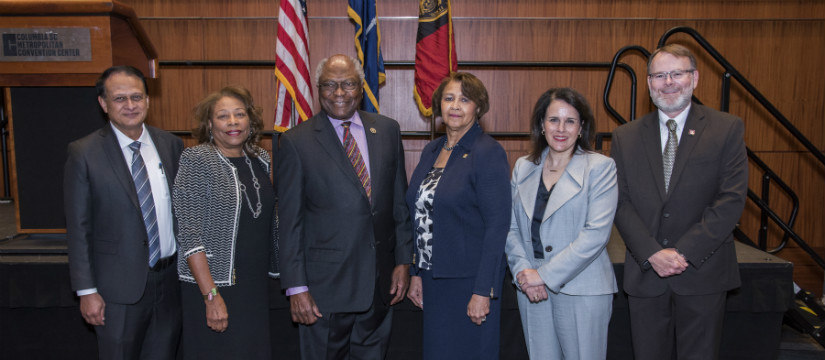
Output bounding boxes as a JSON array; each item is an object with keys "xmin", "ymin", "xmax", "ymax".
[{"xmin": 1, "ymin": 28, "xmax": 91, "ymax": 61}]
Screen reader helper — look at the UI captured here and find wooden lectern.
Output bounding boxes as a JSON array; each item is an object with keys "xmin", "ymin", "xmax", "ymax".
[{"xmin": 0, "ymin": 0, "xmax": 158, "ymax": 233}]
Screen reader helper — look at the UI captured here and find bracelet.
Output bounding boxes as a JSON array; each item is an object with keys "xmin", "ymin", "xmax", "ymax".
[{"xmin": 203, "ymin": 287, "xmax": 218, "ymax": 301}]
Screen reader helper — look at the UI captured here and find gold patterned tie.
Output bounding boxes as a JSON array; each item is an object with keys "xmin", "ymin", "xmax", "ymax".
[
  {"xmin": 341, "ymin": 121, "xmax": 371, "ymax": 201},
  {"xmin": 663, "ymin": 119, "xmax": 678, "ymax": 193}
]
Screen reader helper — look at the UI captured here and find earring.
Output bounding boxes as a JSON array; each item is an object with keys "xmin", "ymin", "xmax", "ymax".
[
  {"xmin": 541, "ymin": 129, "xmax": 545, "ymax": 135},
  {"xmin": 578, "ymin": 133, "xmax": 582, "ymax": 139},
  {"xmin": 209, "ymin": 130, "xmax": 213, "ymax": 142}
]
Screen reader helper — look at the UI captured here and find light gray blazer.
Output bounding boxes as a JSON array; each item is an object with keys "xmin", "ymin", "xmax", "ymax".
[{"xmin": 506, "ymin": 148, "xmax": 618, "ymax": 295}]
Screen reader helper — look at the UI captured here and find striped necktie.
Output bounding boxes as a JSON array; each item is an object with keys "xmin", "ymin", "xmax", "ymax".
[
  {"xmin": 341, "ymin": 122, "xmax": 371, "ymax": 201},
  {"xmin": 663, "ymin": 119, "xmax": 678, "ymax": 194},
  {"xmin": 129, "ymin": 141, "xmax": 160, "ymax": 267}
]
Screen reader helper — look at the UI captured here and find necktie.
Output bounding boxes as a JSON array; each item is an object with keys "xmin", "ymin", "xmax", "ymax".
[
  {"xmin": 129, "ymin": 141, "xmax": 160, "ymax": 267},
  {"xmin": 663, "ymin": 119, "xmax": 678, "ymax": 194},
  {"xmin": 341, "ymin": 122, "xmax": 372, "ymax": 200}
]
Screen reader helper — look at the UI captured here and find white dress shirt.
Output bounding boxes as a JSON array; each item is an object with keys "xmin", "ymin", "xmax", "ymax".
[
  {"xmin": 657, "ymin": 103, "xmax": 691, "ymax": 152},
  {"xmin": 77, "ymin": 124, "xmax": 177, "ymax": 296}
]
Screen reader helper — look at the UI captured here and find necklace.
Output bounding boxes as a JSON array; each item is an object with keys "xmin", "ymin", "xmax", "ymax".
[
  {"xmin": 442, "ymin": 140, "xmax": 458, "ymax": 151},
  {"xmin": 238, "ymin": 154, "xmax": 263, "ymax": 219}
]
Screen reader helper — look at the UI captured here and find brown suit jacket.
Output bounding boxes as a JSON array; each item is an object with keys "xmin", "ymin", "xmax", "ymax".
[{"xmin": 611, "ymin": 104, "xmax": 748, "ymax": 297}]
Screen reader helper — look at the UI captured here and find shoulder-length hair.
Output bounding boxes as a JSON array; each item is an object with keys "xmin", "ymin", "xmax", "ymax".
[
  {"xmin": 430, "ymin": 72, "xmax": 490, "ymax": 120},
  {"xmin": 527, "ymin": 87, "xmax": 596, "ymax": 164},
  {"xmin": 192, "ymin": 85, "xmax": 264, "ymax": 157}
]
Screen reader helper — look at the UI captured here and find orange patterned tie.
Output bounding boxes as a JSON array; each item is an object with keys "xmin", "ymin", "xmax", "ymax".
[{"xmin": 341, "ymin": 121, "xmax": 371, "ymax": 201}]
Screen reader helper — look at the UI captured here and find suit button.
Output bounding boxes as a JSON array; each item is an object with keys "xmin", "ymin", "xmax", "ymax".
[
  {"xmin": 545, "ymin": 245, "xmax": 553, "ymax": 252},
  {"xmin": 663, "ymin": 213, "xmax": 670, "ymax": 218},
  {"xmin": 662, "ymin": 239, "xmax": 669, "ymax": 245}
]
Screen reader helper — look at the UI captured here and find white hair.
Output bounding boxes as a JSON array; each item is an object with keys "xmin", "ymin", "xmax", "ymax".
[{"xmin": 314, "ymin": 55, "xmax": 365, "ymax": 84}]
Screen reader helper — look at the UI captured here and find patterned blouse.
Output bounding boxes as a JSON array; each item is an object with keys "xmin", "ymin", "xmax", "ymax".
[{"xmin": 413, "ymin": 167, "xmax": 444, "ymax": 270}]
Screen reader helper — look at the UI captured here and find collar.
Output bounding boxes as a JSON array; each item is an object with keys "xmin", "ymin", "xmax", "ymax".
[
  {"xmin": 327, "ymin": 111, "xmax": 364, "ymax": 130},
  {"xmin": 111, "ymin": 123, "xmax": 150, "ymax": 149},
  {"xmin": 657, "ymin": 103, "xmax": 691, "ymax": 134},
  {"xmin": 430, "ymin": 122, "xmax": 483, "ymax": 153}
]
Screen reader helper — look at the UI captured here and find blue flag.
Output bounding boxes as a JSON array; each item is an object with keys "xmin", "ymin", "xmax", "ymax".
[{"xmin": 348, "ymin": 0, "xmax": 385, "ymax": 113}]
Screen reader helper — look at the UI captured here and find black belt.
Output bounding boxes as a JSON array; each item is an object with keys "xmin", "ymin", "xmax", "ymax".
[{"xmin": 150, "ymin": 254, "xmax": 177, "ymax": 272}]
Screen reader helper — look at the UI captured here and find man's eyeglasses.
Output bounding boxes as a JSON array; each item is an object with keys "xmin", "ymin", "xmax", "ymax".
[
  {"xmin": 648, "ymin": 69, "xmax": 695, "ymax": 83},
  {"xmin": 110, "ymin": 94, "xmax": 146, "ymax": 103},
  {"xmin": 318, "ymin": 80, "xmax": 360, "ymax": 92}
]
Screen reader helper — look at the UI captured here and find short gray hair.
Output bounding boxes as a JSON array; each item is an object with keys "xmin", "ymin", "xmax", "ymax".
[{"xmin": 314, "ymin": 55, "xmax": 365, "ymax": 84}]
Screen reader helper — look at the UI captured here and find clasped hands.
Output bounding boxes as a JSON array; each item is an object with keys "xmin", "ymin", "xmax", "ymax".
[
  {"xmin": 516, "ymin": 269, "xmax": 547, "ymax": 303},
  {"xmin": 648, "ymin": 248, "xmax": 689, "ymax": 278}
]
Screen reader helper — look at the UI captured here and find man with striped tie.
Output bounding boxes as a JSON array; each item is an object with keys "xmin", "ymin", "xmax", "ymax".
[
  {"xmin": 65, "ymin": 66, "xmax": 183, "ymax": 359},
  {"xmin": 278, "ymin": 54, "xmax": 413, "ymax": 359}
]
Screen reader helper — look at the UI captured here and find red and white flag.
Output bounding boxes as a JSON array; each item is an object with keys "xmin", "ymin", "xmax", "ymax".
[{"xmin": 275, "ymin": 0, "xmax": 313, "ymax": 131}]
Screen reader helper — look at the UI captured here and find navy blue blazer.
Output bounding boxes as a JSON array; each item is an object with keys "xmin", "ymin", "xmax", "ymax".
[{"xmin": 406, "ymin": 123, "xmax": 511, "ymax": 297}]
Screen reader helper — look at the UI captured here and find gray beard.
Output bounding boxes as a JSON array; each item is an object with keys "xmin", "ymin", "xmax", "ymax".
[{"xmin": 651, "ymin": 91, "xmax": 692, "ymax": 115}]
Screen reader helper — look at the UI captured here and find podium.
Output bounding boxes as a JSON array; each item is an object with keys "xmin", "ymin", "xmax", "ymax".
[{"xmin": 0, "ymin": 0, "xmax": 157, "ymax": 232}]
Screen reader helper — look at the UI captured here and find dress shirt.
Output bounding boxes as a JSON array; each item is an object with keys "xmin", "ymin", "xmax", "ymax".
[
  {"xmin": 328, "ymin": 112, "xmax": 372, "ymax": 177},
  {"xmin": 286, "ymin": 112, "xmax": 373, "ymax": 297},
  {"xmin": 657, "ymin": 103, "xmax": 691, "ymax": 152},
  {"xmin": 77, "ymin": 123, "xmax": 177, "ymax": 296}
]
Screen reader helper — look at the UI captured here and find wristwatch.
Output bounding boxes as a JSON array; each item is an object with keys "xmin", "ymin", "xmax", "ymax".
[
  {"xmin": 641, "ymin": 260, "xmax": 652, "ymax": 271},
  {"xmin": 203, "ymin": 287, "xmax": 219, "ymax": 301}
]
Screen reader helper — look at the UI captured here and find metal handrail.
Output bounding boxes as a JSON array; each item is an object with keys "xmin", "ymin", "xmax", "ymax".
[
  {"xmin": 658, "ymin": 27, "xmax": 821, "ymax": 265},
  {"xmin": 658, "ymin": 26, "xmax": 825, "ymax": 168},
  {"xmin": 601, "ymin": 26, "xmax": 822, "ymax": 270}
]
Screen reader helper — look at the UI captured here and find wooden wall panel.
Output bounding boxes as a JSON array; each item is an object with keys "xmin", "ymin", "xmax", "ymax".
[
  {"xmin": 111, "ymin": 0, "xmax": 825, "ymax": 295},
  {"xmin": 148, "ymin": 67, "xmax": 277, "ymax": 131}
]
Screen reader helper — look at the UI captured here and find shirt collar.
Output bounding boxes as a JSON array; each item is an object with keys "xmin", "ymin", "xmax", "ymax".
[
  {"xmin": 657, "ymin": 103, "xmax": 691, "ymax": 130},
  {"xmin": 327, "ymin": 111, "xmax": 363, "ymax": 130},
  {"xmin": 111, "ymin": 123, "xmax": 151, "ymax": 150}
]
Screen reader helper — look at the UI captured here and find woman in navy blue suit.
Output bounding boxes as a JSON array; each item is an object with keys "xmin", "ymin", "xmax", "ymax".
[{"xmin": 406, "ymin": 72, "xmax": 511, "ymax": 359}]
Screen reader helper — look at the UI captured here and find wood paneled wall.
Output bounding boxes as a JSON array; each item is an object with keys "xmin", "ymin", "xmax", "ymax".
[{"xmin": 113, "ymin": 0, "xmax": 825, "ymax": 294}]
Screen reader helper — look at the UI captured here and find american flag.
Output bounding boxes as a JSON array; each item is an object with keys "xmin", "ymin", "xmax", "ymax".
[{"xmin": 274, "ymin": 0, "xmax": 313, "ymax": 131}]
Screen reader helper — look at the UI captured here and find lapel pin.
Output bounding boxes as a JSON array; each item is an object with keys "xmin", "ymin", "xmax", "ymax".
[
  {"xmin": 462, "ymin": 153, "xmax": 469, "ymax": 159},
  {"xmin": 688, "ymin": 129, "xmax": 695, "ymax": 136},
  {"xmin": 370, "ymin": 128, "xmax": 377, "ymax": 134}
]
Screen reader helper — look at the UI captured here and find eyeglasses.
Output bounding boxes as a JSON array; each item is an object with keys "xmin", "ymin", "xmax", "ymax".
[
  {"xmin": 648, "ymin": 69, "xmax": 695, "ymax": 83},
  {"xmin": 318, "ymin": 80, "xmax": 360, "ymax": 92},
  {"xmin": 110, "ymin": 94, "xmax": 146, "ymax": 103}
]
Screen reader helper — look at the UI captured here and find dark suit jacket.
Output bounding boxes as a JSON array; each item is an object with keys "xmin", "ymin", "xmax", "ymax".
[
  {"xmin": 406, "ymin": 123, "xmax": 511, "ymax": 298},
  {"xmin": 65, "ymin": 124, "xmax": 183, "ymax": 304},
  {"xmin": 611, "ymin": 104, "xmax": 748, "ymax": 297},
  {"xmin": 277, "ymin": 110, "xmax": 413, "ymax": 313}
]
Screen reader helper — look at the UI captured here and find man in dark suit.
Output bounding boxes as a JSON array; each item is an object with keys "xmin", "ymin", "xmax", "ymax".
[
  {"xmin": 65, "ymin": 66, "xmax": 183, "ymax": 359},
  {"xmin": 611, "ymin": 44, "xmax": 748, "ymax": 360},
  {"xmin": 277, "ymin": 54, "xmax": 413, "ymax": 359}
]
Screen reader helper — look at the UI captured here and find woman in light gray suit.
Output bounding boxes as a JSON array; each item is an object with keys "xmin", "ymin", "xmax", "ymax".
[{"xmin": 506, "ymin": 88, "xmax": 618, "ymax": 359}]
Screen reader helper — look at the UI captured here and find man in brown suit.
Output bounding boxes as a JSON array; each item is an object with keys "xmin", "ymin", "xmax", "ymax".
[{"xmin": 611, "ymin": 44, "xmax": 748, "ymax": 360}]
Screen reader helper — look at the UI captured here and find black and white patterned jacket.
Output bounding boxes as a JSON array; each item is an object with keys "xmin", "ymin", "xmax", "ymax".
[{"xmin": 173, "ymin": 143, "xmax": 278, "ymax": 286}]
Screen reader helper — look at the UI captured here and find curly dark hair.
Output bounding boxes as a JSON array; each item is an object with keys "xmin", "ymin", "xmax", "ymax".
[
  {"xmin": 527, "ymin": 87, "xmax": 596, "ymax": 164},
  {"xmin": 192, "ymin": 85, "xmax": 264, "ymax": 157}
]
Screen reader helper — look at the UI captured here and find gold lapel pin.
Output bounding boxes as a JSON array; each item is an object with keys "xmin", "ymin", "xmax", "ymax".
[
  {"xmin": 370, "ymin": 128, "xmax": 377, "ymax": 134},
  {"xmin": 462, "ymin": 153, "xmax": 469, "ymax": 159}
]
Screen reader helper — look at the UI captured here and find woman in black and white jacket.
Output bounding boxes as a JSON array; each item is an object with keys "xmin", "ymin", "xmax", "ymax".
[{"xmin": 173, "ymin": 85, "xmax": 278, "ymax": 360}]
